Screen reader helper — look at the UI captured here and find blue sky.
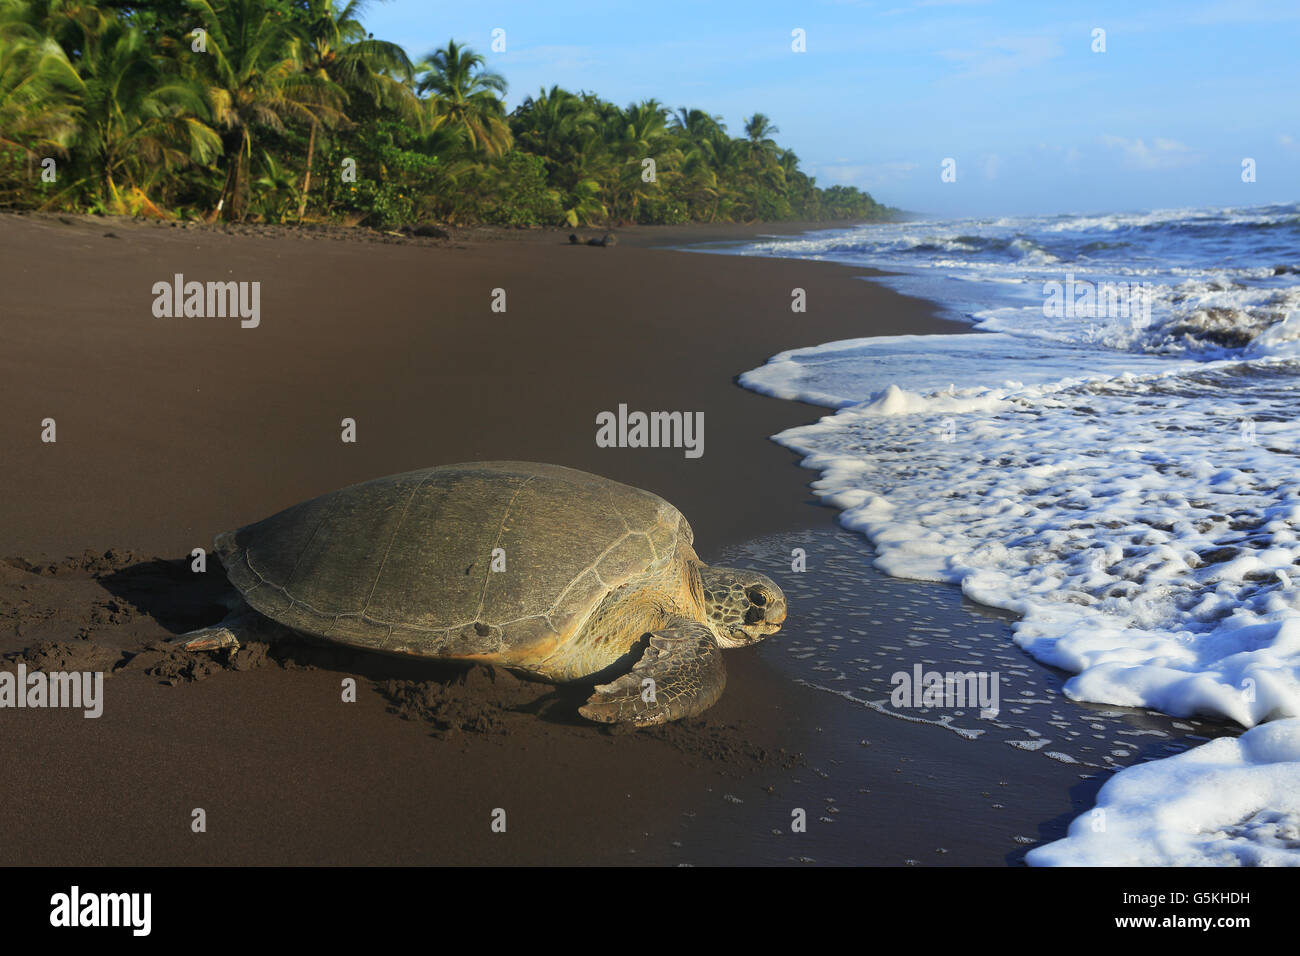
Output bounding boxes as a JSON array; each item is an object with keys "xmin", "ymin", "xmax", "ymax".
[{"xmin": 360, "ymin": 0, "xmax": 1300, "ymax": 217}]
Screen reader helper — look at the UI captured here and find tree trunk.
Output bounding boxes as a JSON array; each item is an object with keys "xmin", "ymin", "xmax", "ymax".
[
  {"xmin": 104, "ymin": 170, "xmax": 122, "ymax": 215},
  {"xmin": 209, "ymin": 162, "xmax": 231, "ymax": 222},
  {"xmin": 220, "ymin": 153, "xmax": 245, "ymax": 221},
  {"xmin": 297, "ymin": 120, "xmax": 317, "ymax": 221},
  {"xmin": 227, "ymin": 141, "xmax": 249, "ymax": 222},
  {"xmin": 211, "ymin": 130, "xmax": 243, "ymax": 222}
]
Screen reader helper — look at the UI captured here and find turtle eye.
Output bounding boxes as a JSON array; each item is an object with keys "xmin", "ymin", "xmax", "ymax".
[{"xmin": 747, "ymin": 587, "xmax": 767, "ymax": 607}]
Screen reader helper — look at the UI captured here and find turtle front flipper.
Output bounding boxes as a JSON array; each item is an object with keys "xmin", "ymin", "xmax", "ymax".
[{"xmin": 579, "ymin": 620, "xmax": 726, "ymax": 726}]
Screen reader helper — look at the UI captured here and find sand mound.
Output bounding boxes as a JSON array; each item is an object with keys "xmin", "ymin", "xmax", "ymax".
[{"xmin": 380, "ymin": 664, "xmax": 568, "ymax": 738}]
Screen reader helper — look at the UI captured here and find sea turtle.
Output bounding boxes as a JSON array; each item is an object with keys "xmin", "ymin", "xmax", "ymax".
[{"xmin": 177, "ymin": 461, "xmax": 786, "ymax": 725}]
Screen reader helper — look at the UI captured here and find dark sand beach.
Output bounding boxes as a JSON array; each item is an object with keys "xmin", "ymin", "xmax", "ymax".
[{"xmin": 0, "ymin": 212, "xmax": 1148, "ymax": 865}]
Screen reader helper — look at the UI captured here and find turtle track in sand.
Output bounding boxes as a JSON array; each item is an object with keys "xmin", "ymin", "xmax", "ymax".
[{"xmin": 0, "ymin": 549, "xmax": 802, "ymax": 769}]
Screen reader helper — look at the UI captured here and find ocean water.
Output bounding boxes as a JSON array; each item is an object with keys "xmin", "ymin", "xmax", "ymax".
[
  {"xmin": 705, "ymin": 527, "xmax": 1236, "ymax": 865},
  {"xmin": 724, "ymin": 204, "xmax": 1300, "ymax": 865}
]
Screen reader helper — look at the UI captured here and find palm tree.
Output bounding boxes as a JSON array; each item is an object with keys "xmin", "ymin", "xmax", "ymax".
[
  {"xmin": 416, "ymin": 40, "xmax": 511, "ymax": 156},
  {"xmin": 735, "ymin": 113, "xmax": 786, "ymax": 220},
  {"xmin": 7, "ymin": 0, "xmax": 109, "ymax": 59},
  {"xmin": 291, "ymin": 0, "xmax": 416, "ymax": 218},
  {"xmin": 742, "ymin": 112, "xmax": 783, "ymax": 167},
  {"xmin": 509, "ymin": 85, "xmax": 606, "ymax": 224},
  {"xmin": 187, "ymin": 0, "xmax": 346, "ymax": 220},
  {"xmin": 511, "ymin": 85, "xmax": 595, "ymax": 174},
  {"xmin": 671, "ymin": 107, "xmax": 725, "ymax": 147},
  {"xmin": 670, "ymin": 107, "xmax": 727, "ymax": 219},
  {"xmin": 706, "ymin": 133, "xmax": 747, "ymax": 222},
  {"xmin": 601, "ymin": 98, "xmax": 678, "ymax": 221},
  {"xmin": 0, "ymin": 22, "xmax": 82, "ymax": 165},
  {"xmin": 74, "ymin": 20, "xmax": 219, "ymax": 213}
]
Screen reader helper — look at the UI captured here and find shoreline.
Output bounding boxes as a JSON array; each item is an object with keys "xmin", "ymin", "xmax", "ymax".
[
  {"xmin": 1, "ymin": 212, "xmax": 1102, "ymax": 866},
  {"xmin": 0, "ymin": 209, "xmax": 889, "ymax": 256}
]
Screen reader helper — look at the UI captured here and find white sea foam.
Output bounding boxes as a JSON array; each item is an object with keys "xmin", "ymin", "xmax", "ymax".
[
  {"xmin": 1027, "ymin": 718, "xmax": 1300, "ymax": 866},
  {"xmin": 738, "ymin": 332, "xmax": 1202, "ymax": 407},
  {"xmin": 770, "ymin": 358, "xmax": 1300, "ymax": 728}
]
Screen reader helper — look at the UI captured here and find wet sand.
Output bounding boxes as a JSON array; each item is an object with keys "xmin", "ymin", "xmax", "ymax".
[{"xmin": 0, "ymin": 212, "xmax": 1106, "ymax": 864}]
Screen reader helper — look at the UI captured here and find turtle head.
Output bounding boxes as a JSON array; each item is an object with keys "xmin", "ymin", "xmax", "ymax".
[{"xmin": 697, "ymin": 565, "xmax": 787, "ymax": 647}]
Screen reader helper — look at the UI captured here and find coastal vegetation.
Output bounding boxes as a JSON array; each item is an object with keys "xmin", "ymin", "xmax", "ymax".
[{"xmin": 0, "ymin": 0, "xmax": 896, "ymax": 227}]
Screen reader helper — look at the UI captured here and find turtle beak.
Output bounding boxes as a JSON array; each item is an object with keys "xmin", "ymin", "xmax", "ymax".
[
  {"xmin": 763, "ymin": 595, "xmax": 787, "ymax": 631},
  {"xmin": 769, "ymin": 599, "xmax": 787, "ymax": 628},
  {"xmin": 746, "ymin": 586, "xmax": 786, "ymax": 632}
]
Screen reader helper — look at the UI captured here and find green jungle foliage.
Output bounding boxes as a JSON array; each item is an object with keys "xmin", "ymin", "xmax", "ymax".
[{"xmin": 0, "ymin": 0, "xmax": 899, "ymax": 226}]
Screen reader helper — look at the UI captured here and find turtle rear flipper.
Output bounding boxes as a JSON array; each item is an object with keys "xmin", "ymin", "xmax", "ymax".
[
  {"xmin": 173, "ymin": 625, "xmax": 241, "ymax": 652},
  {"xmin": 579, "ymin": 620, "xmax": 725, "ymax": 726},
  {"xmin": 171, "ymin": 603, "xmax": 263, "ymax": 653}
]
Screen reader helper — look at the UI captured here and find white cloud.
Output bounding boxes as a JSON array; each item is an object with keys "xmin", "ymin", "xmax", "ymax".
[
  {"xmin": 937, "ymin": 34, "xmax": 1063, "ymax": 78},
  {"xmin": 1036, "ymin": 142, "xmax": 1082, "ymax": 167},
  {"xmin": 1101, "ymin": 135, "xmax": 1198, "ymax": 170},
  {"xmin": 815, "ymin": 160, "xmax": 921, "ymax": 187}
]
